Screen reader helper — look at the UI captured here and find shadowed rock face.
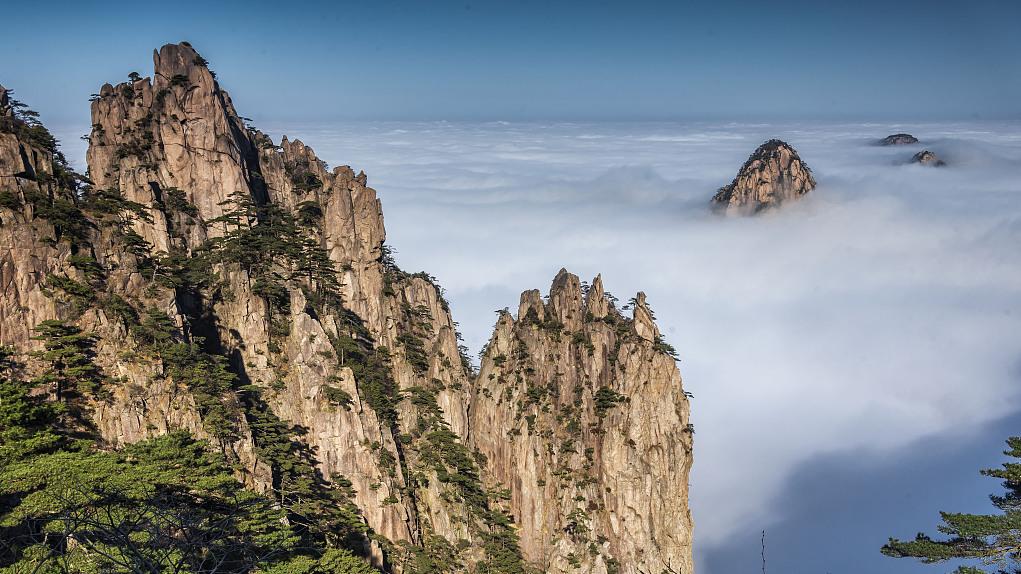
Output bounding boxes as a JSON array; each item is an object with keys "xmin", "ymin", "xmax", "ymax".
[
  {"xmin": 911, "ymin": 150, "xmax": 946, "ymax": 167},
  {"xmin": 1, "ymin": 43, "xmax": 695, "ymax": 574},
  {"xmin": 880, "ymin": 133, "xmax": 919, "ymax": 145},
  {"xmin": 712, "ymin": 139, "xmax": 816, "ymax": 215}
]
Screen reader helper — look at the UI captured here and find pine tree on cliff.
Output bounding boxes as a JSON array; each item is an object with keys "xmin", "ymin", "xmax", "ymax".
[
  {"xmin": 882, "ymin": 436, "xmax": 1021, "ymax": 573},
  {"xmin": 0, "ymin": 344, "xmax": 376, "ymax": 573},
  {"xmin": 30, "ymin": 320, "xmax": 103, "ymax": 402}
]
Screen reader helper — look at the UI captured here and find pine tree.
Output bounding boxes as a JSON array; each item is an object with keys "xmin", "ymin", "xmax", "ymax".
[
  {"xmin": 0, "ymin": 344, "xmax": 375, "ymax": 574},
  {"xmin": 0, "ymin": 346, "xmax": 63, "ymax": 467},
  {"xmin": 30, "ymin": 320, "xmax": 103, "ymax": 401},
  {"xmin": 882, "ymin": 436, "xmax": 1021, "ymax": 573},
  {"xmin": 0, "ymin": 431, "xmax": 301, "ymax": 573}
]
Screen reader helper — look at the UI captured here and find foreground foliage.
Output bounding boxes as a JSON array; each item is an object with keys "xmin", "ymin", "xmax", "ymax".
[
  {"xmin": 0, "ymin": 347, "xmax": 376, "ymax": 574},
  {"xmin": 882, "ymin": 436, "xmax": 1021, "ymax": 574}
]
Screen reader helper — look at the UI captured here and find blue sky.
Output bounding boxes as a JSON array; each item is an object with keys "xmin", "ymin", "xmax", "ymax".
[{"xmin": 3, "ymin": 0, "xmax": 1021, "ymax": 123}]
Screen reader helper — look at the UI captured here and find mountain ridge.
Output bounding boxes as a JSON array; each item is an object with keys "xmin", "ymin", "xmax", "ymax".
[{"xmin": 0, "ymin": 42, "xmax": 693, "ymax": 574}]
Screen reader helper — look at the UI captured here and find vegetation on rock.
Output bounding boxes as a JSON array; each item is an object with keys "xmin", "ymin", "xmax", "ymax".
[{"xmin": 882, "ymin": 436, "xmax": 1021, "ymax": 574}]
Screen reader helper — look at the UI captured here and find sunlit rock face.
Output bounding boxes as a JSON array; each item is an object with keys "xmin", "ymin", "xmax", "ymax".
[
  {"xmin": 712, "ymin": 139, "xmax": 817, "ymax": 215},
  {"xmin": 879, "ymin": 133, "xmax": 919, "ymax": 145},
  {"xmin": 1, "ymin": 84, "xmax": 72, "ymax": 356},
  {"xmin": 470, "ymin": 269, "xmax": 694, "ymax": 574},
  {"xmin": 83, "ymin": 41, "xmax": 476, "ymax": 557},
  {"xmin": 911, "ymin": 150, "xmax": 946, "ymax": 167}
]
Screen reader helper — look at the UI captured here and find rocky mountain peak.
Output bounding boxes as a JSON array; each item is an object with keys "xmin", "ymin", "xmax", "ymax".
[
  {"xmin": 471, "ymin": 269, "xmax": 693, "ymax": 574},
  {"xmin": 153, "ymin": 42, "xmax": 206, "ymax": 81},
  {"xmin": 518, "ymin": 288, "xmax": 546, "ymax": 322},
  {"xmin": 549, "ymin": 267, "xmax": 585, "ymax": 329},
  {"xmin": 632, "ymin": 291, "xmax": 660, "ymax": 341},
  {"xmin": 880, "ymin": 133, "xmax": 919, "ymax": 145},
  {"xmin": 586, "ymin": 273, "xmax": 610, "ymax": 318},
  {"xmin": 712, "ymin": 138, "xmax": 817, "ymax": 215},
  {"xmin": 912, "ymin": 149, "xmax": 946, "ymax": 167}
]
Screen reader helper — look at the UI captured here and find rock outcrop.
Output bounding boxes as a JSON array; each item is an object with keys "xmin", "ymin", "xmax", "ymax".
[
  {"xmin": 82, "ymin": 42, "xmax": 486, "ymax": 562},
  {"xmin": 470, "ymin": 270, "xmax": 693, "ymax": 574},
  {"xmin": 910, "ymin": 150, "xmax": 946, "ymax": 167},
  {"xmin": 712, "ymin": 139, "xmax": 816, "ymax": 215},
  {"xmin": 879, "ymin": 133, "xmax": 919, "ymax": 145},
  {"xmin": 2, "ymin": 58, "xmax": 270, "ymax": 501},
  {"xmin": 1, "ymin": 43, "xmax": 694, "ymax": 574},
  {"xmin": 1, "ymin": 84, "xmax": 72, "ymax": 347}
]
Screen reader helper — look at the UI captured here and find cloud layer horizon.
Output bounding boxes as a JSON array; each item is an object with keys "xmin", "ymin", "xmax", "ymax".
[{"xmin": 54, "ymin": 118, "xmax": 1021, "ymax": 569}]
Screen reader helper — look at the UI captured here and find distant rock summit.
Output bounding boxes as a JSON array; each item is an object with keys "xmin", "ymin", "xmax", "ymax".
[
  {"xmin": 712, "ymin": 139, "xmax": 816, "ymax": 215},
  {"xmin": 880, "ymin": 133, "xmax": 919, "ymax": 145},
  {"xmin": 911, "ymin": 149, "xmax": 946, "ymax": 167}
]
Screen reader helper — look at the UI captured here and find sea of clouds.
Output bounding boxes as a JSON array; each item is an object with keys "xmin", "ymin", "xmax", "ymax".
[{"xmin": 56, "ymin": 119, "xmax": 1021, "ymax": 567}]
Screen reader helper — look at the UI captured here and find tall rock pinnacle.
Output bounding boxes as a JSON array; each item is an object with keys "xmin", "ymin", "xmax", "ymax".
[
  {"xmin": 470, "ymin": 269, "xmax": 694, "ymax": 574},
  {"xmin": 712, "ymin": 139, "xmax": 817, "ymax": 215}
]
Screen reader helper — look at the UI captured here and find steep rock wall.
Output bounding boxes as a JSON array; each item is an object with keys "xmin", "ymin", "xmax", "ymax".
[{"xmin": 470, "ymin": 270, "xmax": 694, "ymax": 574}]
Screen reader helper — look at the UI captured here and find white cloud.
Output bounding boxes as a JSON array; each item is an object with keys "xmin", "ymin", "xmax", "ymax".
[
  {"xmin": 272, "ymin": 119, "xmax": 1021, "ymax": 548},
  {"xmin": 58, "ymin": 119, "xmax": 1021, "ymax": 551}
]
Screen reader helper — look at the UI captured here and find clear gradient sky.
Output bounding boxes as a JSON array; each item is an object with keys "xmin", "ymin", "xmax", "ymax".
[{"xmin": 2, "ymin": 0, "xmax": 1020, "ymax": 124}]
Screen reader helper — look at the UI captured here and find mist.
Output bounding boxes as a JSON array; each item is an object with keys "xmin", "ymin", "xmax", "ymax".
[{"xmin": 54, "ymin": 119, "xmax": 1021, "ymax": 571}]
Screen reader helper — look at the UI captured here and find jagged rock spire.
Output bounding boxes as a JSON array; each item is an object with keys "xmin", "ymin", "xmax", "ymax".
[
  {"xmin": 586, "ymin": 273, "xmax": 610, "ymax": 319},
  {"xmin": 632, "ymin": 291, "xmax": 660, "ymax": 341},
  {"xmin": 471, "ymin": 269, "xmax": 693, "ymax": 574},
  {"xmin": 152, "ymin": 42, "xmax": 206, "ymax": 83},
  {"xmin": 548, "ymin": 267, "xmax": 584, "ymax": 330},
  {"xmin": 518, "ymin": 288, "xmax": 545, "ymax": 322},
  {"xmin": 911, "ymin": 149, "xmax": 946, "ymax": 167}
]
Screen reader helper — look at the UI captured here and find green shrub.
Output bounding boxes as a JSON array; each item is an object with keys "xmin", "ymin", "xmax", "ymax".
[
  {"xmin": 323, "ymin": 385, "xmax": 354, "ymax": 410},
  {"xmin": 594, "ymin": 386, "xmax": 627, "ymax": 418},
  {"xmin": 0, "ymin": 191, "xmax": 22, "ymax": 210}
]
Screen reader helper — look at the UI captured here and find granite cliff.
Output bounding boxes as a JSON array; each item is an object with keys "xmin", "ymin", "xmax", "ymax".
[{"xmin": 0, "ymin": 44, "xmax": 693, "ymax": 574}]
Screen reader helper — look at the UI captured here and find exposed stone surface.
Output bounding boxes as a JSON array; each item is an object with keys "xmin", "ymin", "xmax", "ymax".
[
  {"xmin": 1, "ymin": 85, "xmax": 79, "ymax": 352},
  {"xmin": 880, "ymin": 133, "xmax": 919, "ymax": 145},
  {"xmin": 0, "ymin": 43, "xmax": 694, "ymax": 574},
  {"xmin": 911, "ymin": 150, "xmax": 946, "ymax": 167},
  {"xmin": 470, "ymin": 270, "xmax": 694, "ymax": 574},
  {"xmin": 1, "ymin": 86, "xmax": 55, "ymax": 197},
  {"xmin": 712, "ymin": 139, "xmax": 817, "ymax": 215},
  {"xmin": 82, "ymin": 42, "xmax": 479, "ymax": 559},
  {"xmin": 1, "ymin": 75, "xmax": 270, "ymax": 492}
]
